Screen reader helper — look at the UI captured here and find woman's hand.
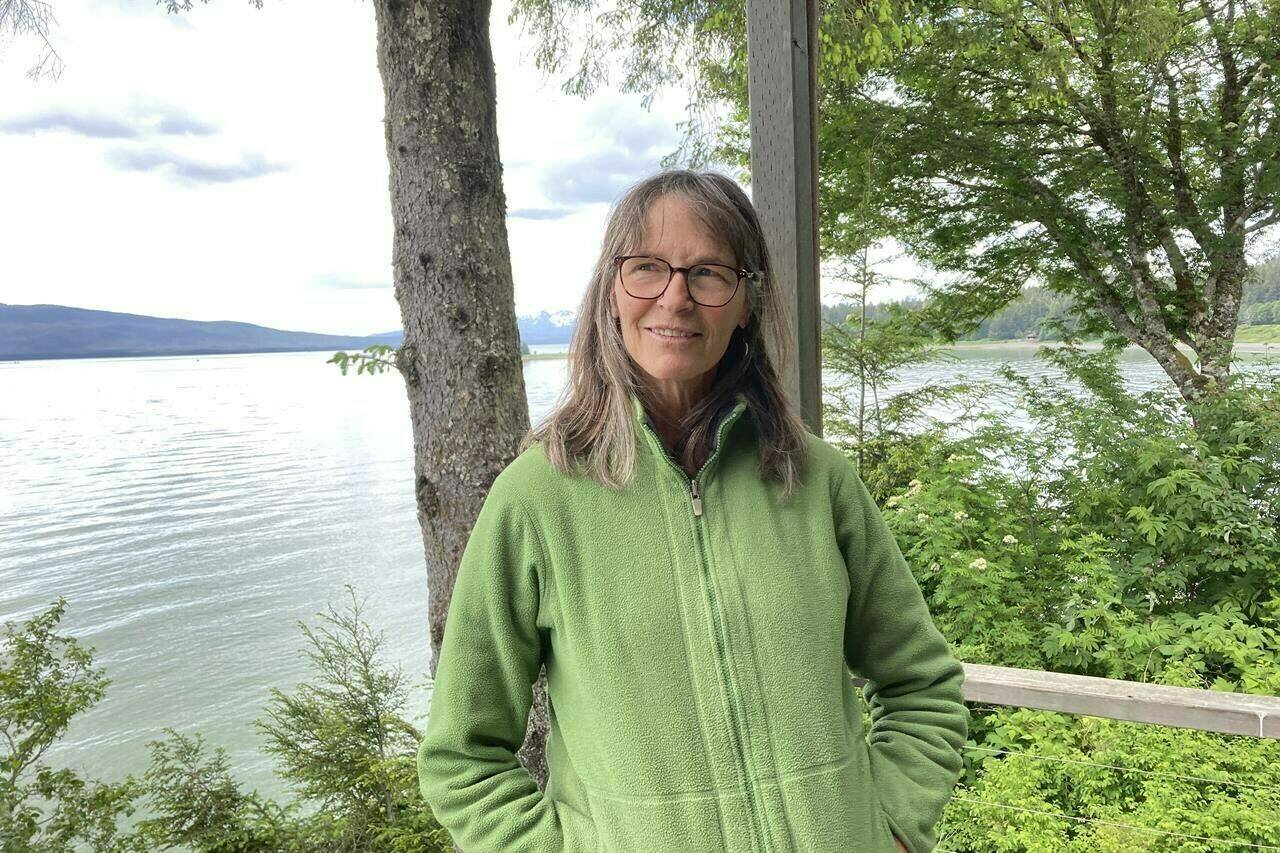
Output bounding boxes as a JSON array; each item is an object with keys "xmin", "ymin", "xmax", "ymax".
[{"xmin": 893, "ymin": 838, "xmax": 907, "ymax": 852}]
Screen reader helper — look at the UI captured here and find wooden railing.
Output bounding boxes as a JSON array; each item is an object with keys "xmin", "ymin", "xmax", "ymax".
[
  {"xmin": 853, "ymin": 663, "xmax": 1280, "ymax": 849},
  {"xmin": 854, "ymin": 662, "xmax": 1280, "ymax": 738}
]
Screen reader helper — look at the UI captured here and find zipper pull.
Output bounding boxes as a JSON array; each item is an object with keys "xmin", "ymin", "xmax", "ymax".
[{"xmin": 691, "ymin": 479, "xmax": 703, "ymax": 517}]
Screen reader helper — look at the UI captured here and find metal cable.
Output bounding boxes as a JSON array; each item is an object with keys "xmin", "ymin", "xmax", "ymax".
[
  {"xmin": 949, "ymin": 796, "xmax": 1280, "ymax": 850},
  {"xmin": 960, "ymin": 743, "xmax": 1280, "ymax": 795}
]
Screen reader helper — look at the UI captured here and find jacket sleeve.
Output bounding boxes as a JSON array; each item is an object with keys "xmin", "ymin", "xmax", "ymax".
[
  {"xmin": 416, "ymin": 474, "xmax": 598, "ymax": 852},
  {"xmin": 835, "ymin": 463, "xmax": 969, "ymax": 853}
]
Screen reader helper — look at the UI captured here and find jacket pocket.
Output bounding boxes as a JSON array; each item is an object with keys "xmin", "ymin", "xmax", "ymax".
[
  {"xmin": 583, "ymin": 784, "xmax": 751, "ymax": 853},
  {"xmin": 874, "ymin": 796, "xmax": 899, "ymax": 852},
  {"xmin": 552, "ymin": 797, "xmax": 600, "ymax": 853},
  {"xmin": 777, "ymin": 746, "xmax": 898, "ymax": 853}
]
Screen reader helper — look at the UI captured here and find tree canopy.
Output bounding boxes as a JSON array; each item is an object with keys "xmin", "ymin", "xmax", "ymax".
[{"xmin": 513, "ymin": 0, "xmax": 1280, "ymax": 403}]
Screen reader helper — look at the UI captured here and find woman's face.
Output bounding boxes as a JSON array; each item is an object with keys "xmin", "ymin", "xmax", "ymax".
[{"xmin": 609, "ymin": 194, "xmax": 750, "ymax": 403}]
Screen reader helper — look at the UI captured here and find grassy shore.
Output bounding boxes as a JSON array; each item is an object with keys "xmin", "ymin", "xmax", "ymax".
[
  {"xmin": 1234, "ymin": 324, "xmax": 1280, "ymax": 344},
  {"xmin": 949, "ymin": 324, "xmax": 1280, "ymax": 351}
]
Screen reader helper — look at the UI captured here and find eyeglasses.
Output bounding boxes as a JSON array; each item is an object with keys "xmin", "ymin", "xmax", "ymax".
[{"xmin": 614, "ymin": 254, "xmax": 760, "ymax": 308}]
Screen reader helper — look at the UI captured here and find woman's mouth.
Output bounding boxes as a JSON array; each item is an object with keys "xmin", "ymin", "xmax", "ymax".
[{"xmin": 646, "ymin": 327, "xmax": 701, "ymax": 343}]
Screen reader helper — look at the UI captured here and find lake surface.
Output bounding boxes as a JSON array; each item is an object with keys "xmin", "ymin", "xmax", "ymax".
[{"xmin": 2, "ymin": 342, "xmax": 1278, "ymax": 811}]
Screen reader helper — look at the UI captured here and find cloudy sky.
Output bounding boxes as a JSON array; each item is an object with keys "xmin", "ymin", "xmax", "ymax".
[{"xmin": 0, "ymin": 0, "xmax": 915, "ymax": 336}]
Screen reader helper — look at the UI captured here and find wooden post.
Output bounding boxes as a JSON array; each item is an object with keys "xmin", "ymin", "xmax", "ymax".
[{"xmin": 746, "ymin": 0, "xmax": 822, "ymax": 435}]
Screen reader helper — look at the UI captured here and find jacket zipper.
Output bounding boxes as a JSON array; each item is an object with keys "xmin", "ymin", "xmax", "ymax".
[{"xmin": 639, "ymin": 411, "xmax": 774, "ymax": 853}]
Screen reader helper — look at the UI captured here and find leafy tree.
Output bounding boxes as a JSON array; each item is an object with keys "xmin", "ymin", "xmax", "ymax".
[
  {"xmin": 1, "ymin": 590, "xmax": 453, "ymax": 851},
  {"xmin": 252, "ymin": 584, "xmax": 428, "ymax": 850},
  {"xmin": 513, "ymin": 0, "xmax": 1280, "ymax": 405},
  {"xmin": 0, "ymin": 597, "xmax": 146, "ymax": 852},
  {"xmin": 135, "ymin": 729, "xmax": 305, "ymax": 852},
  {"xmin": 1241, "ymin": 255, "xmax": 1280, "ymax": 324},
  {"xmin": 823, "ymin": 297, "xmax": 947, "ymax": 465},
  {"xmin": 0, "ymin": 0, "xmax": 65, "ymax": 79},
  {"xmin": 818, "ymin": 0, "xmax": 1279, "ymax": 405}
]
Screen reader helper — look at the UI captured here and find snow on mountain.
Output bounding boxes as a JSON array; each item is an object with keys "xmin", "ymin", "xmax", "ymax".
[{"xmin": 517, "ymin": 310, "xmax": 578, "ymax": 345}]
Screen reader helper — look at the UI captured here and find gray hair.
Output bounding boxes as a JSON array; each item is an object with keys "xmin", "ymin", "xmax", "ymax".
[{"xmin": 522, "ymin": 169, "xmax": 809, "ymax": 499}]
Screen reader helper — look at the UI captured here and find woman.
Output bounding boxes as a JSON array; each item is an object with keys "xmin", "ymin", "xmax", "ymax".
[{"xmin": 417, "ymin": 170, "xmax": 968, "ymax": 853}]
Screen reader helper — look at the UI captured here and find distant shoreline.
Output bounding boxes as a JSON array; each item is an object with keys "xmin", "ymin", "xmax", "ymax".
[
  {"xmin": 0, "ymin": 347, "xmax": 575, "ymax": 364},
  {"xmin": 0, "ymin": 347, "xmax": 371, "ymax": 364},
  {"xmin": 526, "ymin": 340, "xmax": 1280, "ymax": 358},
  {"xmin": 947, "ymin": 339, "xmax": 1280, "ymax": 353},
  {"xmin": 4, "ymin": 340, "xmax": 1276, "ymax": 365}
]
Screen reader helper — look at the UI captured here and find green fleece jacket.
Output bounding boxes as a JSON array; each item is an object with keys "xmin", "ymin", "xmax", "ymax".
[{"xmin": 417, "ymin": 390, "xmax": 969, "ymax": 852}]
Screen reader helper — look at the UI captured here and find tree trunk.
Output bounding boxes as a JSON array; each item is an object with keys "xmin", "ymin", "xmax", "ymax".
[{"xmin": 368, "ymin": 1, "xmax": 550, "ymax": 847}]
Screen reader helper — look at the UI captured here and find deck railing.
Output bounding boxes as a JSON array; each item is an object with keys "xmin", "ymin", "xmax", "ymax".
[
  {"xmin": 853, "ymin": 663, "xmax": 1280, "ymax": 739},
  {"xmin": 852, "ymin": 663, "xmax": 1280, "ymax": 850}
]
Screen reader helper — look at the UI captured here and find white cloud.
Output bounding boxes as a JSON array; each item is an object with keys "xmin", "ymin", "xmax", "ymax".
[
  {"xmin": 0, "ymin": 0, "xmax": 703, "ymax": 335},
  {"xmin": 0, "ymin": 0, "xmax": 906, "ymax": 336}
]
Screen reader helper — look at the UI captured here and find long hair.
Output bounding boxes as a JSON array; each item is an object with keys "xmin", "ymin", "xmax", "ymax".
[{"xmin": 522, "ymin": 169, "xmax": 809, "ymax": 499}]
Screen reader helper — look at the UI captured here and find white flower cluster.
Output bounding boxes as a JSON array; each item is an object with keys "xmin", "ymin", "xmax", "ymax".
[
  {"xmin": 953, "ymin": 510, "xmax": 969, "ymax": 521},
  {"xmin": 888, "ymin": 479, "xmax": 925, "ymax": 508},
  {"xmin": 969, "ymin": 557, "xmax": 988, "ymax": 570},
  {"xmin": 1002, "ymin": 534, "xmax": 1018, "ymax": 545}
]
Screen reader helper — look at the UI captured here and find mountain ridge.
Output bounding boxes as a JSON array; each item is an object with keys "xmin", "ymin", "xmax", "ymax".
[{"xmin": 0, "ymin": 303, "xmax": 577, "ymax": 361}]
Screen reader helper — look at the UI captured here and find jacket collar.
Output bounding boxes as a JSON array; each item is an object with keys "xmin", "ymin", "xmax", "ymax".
[{"xmin": 629, "ymin": 390, "xmax": 751, "ymax": 459}]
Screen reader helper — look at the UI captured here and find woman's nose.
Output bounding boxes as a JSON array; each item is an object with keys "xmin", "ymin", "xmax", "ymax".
[{"xmin": 658, "ymin": 269, "xmax": 697, "ymax": 310}]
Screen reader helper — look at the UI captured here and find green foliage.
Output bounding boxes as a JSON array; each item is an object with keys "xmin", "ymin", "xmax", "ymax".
[
  {"xmin": 1235, "ymin": 324, "xmax": 1280, "ymax": 344},
  {"xmin": 824, "ymin": 285, "xmax": 1082, "ymax": 342},
  {"xmin": 1, "ymin": 597, "xmax": 147, "ymax": 852},
  {"xmin": 946, "ymin": 692, "xmax": 1280, "ymax": 851},
  {"xmin": 134, "ymin": 729, "xmax": 307, "ymax": 852},
  {"xmin": 160, "ymin": 1, "xmax": 265, "ymax": 12},
  {"xmin": 516, "ymin": 0, "xmax": 1280, "ymax": 396},
  {"xmin": 1241, "ymin": 256, "xmax": 1280, "ymax": 326},
  {"xmin": 328, "ymin": 345, "xmax": 399, "ymax": 377},
  {"xmin": 874, "ymin": 359, "xmax": 1280, "ymax": 687},
  {"xmin": 509, "ymin": 0, "xmax": 748, "ymax": 166},
  {"xmin": 822, "ymin": 298, "xmax": 952, "ymax": 468},
  {"xmin": 826, "ymin": 265, "xmax": 1280, "ymax": 342},
  {"xmin": 826, "ymin": 308, "xmax": 1280, "ymax": 848},
  {"xmin": 1, "ymin": 590, "xmax": 453, "ymax": 852},
  {"xmin": 253, "ymin": 585, "xmax": 429, "ymax": 851}
]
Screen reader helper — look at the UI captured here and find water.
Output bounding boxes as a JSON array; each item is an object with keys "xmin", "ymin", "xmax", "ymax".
[{"xmin": 1, "ymin": 341, "xmax": 1277, "ymax": 809}]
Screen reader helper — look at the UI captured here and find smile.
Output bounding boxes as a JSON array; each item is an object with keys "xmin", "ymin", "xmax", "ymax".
[{"xmin": 646, "ymin": 327, "xmax": 701, "ymax": 342}]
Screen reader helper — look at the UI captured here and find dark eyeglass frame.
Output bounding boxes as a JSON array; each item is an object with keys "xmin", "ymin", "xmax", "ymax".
[{"xmin": 614, "ymin": 254, "xmax": 761, "ymax": 308}]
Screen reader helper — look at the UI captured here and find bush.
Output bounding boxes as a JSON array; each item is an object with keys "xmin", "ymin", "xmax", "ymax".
[
  {"xmin": 827, "ymin": 322, "xmax": 1280, "ymax": 849},
  {"xmin": 1, "ymin": 587, "xmax": 454, "ymax": 852}
]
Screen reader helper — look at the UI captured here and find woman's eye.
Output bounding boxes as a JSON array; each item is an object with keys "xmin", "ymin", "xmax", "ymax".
[{"xmin": 691, "ymin": 266, "xmax": 714, "ymax": 277}]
